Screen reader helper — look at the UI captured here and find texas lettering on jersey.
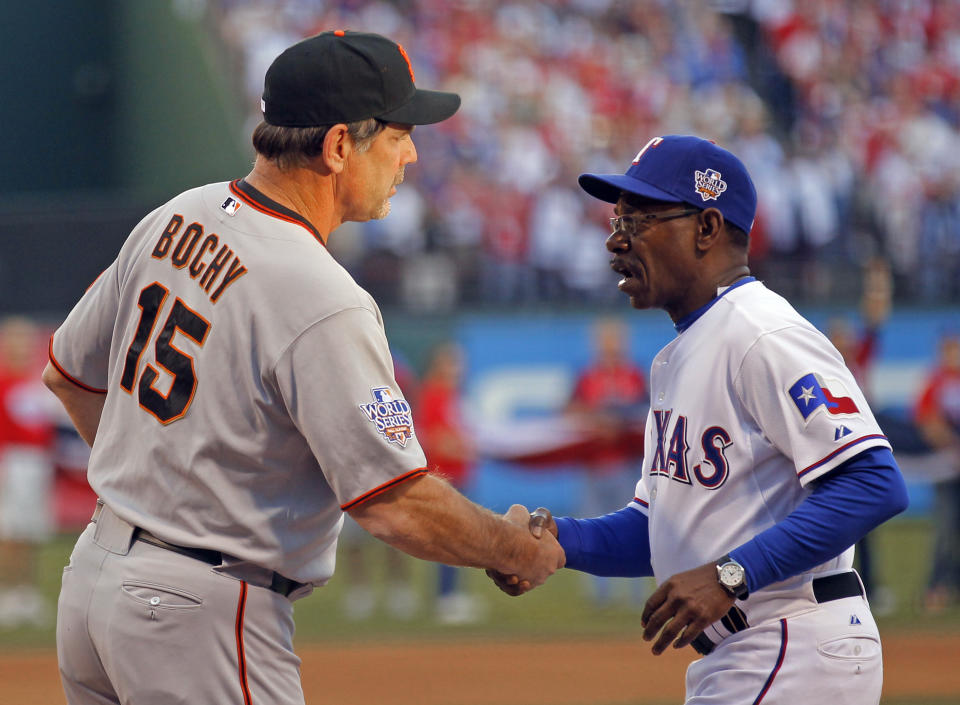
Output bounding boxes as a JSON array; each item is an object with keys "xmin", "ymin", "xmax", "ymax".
[
  {"xmin": 649, "ymin": 408, "xmax": 733, "ymax": 489},
  {"xmin": 151, "ymin": 214, "xmax": 248, "ymax": 303}
]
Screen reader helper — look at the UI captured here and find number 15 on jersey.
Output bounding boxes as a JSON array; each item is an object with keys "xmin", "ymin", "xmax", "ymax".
[{"xmin": 119, "ymin": 282, "xmax": 210, "ymax": 424}]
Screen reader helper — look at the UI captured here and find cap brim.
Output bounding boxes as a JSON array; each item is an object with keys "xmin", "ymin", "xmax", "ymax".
[
  {"xmin": 378, "ymin": 89, "xmax": 461, "ymax": 125},
  {"xmin": 578, "ymin": 173, "xmax": 682, "ymax": 204}
]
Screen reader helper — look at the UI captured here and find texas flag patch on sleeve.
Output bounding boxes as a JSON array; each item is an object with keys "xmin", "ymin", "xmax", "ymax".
[{"xmin": 788, "ymin": 373, "xmax": 860, "ymax": 421}]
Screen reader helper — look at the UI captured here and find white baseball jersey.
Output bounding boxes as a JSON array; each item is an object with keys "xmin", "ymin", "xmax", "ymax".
[
  {"xmin": 50, "ymin": 179, "xmax": 427, "ymax": 585},
  {"xmin": 629, "ymin": 278, "xmax": 890, "ymax": 626}
]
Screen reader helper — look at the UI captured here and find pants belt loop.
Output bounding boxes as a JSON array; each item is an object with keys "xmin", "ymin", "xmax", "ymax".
[{"xmin": 90, "ymin": 500, "xmax": 137, "ymax": 555}]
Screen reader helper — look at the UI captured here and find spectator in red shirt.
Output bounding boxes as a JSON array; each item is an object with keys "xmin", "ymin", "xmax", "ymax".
[
  {"xmin": 416, "ymin": 341, "xmax": 479, "ymax": 623},
  {"xmin": 0, "ymin": 316, "xmax": 56, "ymax": 628},
  {"xmin": 914, "ymin": 331, "xmax": 960, "ymax": 613},
  {"xmin": 566, "ymin": 317, "xmax": 649, "ymax": 608}
]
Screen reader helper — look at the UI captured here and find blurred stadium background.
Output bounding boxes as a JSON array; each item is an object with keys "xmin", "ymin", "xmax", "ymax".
[{"xmin": 0, "ymin": 1, "xmax": 958, "ymax": 703}]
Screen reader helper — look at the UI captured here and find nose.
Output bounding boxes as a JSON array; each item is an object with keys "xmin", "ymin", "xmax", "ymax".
[
  {"xmin": 606, "ymin": 228, "xmax": 629, "ymax": 253},
  {"xmin": 405, "ymin": 138, "xmax": 418, "ymax": 165}
]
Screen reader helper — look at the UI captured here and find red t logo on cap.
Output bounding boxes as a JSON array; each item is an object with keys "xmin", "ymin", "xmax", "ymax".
[{"xmin": 396, "ymin": 44, "xmax": 415, "ymax": 82}]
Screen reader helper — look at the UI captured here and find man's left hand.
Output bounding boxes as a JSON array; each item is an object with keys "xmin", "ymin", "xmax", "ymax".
[{"xmin": 640, "ymin": 561, "xmax": 736, "ymax": 655}]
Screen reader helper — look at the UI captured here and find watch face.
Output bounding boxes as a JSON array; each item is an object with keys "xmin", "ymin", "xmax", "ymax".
[{"xmin": 719, "ymin": 563, "xmax": 744, "ymax": 587}]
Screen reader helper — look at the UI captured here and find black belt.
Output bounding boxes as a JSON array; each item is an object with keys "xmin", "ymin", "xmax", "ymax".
[
  {"xmin": 90, "ymin": 503, "xmax": 304, "ymax": 597},
  {"xmin": 133, "ymin": 529, "xmax": 305, "ymax": 598},
  {"xmin": 691, "ymin": 571, "xmax": 864, "ymax": 656}
]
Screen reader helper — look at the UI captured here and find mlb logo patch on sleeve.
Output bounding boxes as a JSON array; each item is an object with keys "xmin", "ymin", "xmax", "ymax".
[
  {"xmin": 359, "ymin": 386, "xmax": 414, "ymax": 447},
  {"xmin": 788, "ymin": 373, "xmax": 859, "ymax": 422}
]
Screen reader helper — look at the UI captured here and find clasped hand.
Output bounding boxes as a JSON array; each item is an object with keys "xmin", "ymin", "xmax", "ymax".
[
  {"xmin": 485, "ymin": 504, "xmax": 561, "ymax": 596},
  {"xmin": 486, "ymin": 504, "xmax": 736, "ymax": 655}
]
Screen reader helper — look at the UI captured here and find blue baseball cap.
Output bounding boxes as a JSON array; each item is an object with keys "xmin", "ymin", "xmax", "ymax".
[{"xmin": 578, "ymin": 135, "xmax": 757, "ymax": 234}]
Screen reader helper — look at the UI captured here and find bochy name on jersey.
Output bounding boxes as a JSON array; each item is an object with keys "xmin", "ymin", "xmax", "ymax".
[
  {"xmin": 151, "ymin": 214, "xmax": 247, "ymax": 303},
  {"xmin": 649, "ymin": 408, "xmax": 733, "ymax": 489}
]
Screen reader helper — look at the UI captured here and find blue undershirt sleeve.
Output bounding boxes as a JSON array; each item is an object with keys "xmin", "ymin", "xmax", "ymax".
[
  {"xmin": 729, "ymin": 447, "xmax": 908, "ymax": 593},
  {"xmin": 555, "ymin": 507, "xmax": 653, "ymax": 577}
]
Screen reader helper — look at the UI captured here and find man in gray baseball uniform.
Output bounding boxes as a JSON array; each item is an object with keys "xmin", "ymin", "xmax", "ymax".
[{"xmin": 44, "ymin": 30, "xmax": 564, "ymax": 705}]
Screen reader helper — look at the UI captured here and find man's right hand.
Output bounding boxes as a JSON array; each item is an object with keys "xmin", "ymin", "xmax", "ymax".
[
  {"xmin": 349, "ymin": 475, "xmax": 563, "ymax": 589},
  {"xmin": 486, "ymin": 505, "xmax": 562, "ymax": 596}
]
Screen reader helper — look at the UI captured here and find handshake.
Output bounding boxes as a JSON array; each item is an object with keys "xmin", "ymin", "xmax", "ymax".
[
  {"xmin": 486, "ymin": 504, "xmax": 563, "ymax": 596},
  {"xmin": 482, "ymin": 503, "xmax": 739, "ymax": 656}
]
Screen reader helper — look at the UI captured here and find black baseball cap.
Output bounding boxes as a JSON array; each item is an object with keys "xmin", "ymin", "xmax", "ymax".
[{"xmin": 262, "ymin": 30, "xmax": 461, "ymax": 127}]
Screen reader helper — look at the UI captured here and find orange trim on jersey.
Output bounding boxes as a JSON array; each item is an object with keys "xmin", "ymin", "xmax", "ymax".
[
  {"xmin": 340, "ymin": 467, "xmax": 428, "ymax": 511},
  {"xmin": 47, "ymin": 335, "xmax": 108, "ymax": 394},
  {"xmin": 235, "ymin": 581, "xmax": 252, "ymax": 705},
  {"xmin": 228, "ymin": 180, "xmax": 326, "ymax": 246}
]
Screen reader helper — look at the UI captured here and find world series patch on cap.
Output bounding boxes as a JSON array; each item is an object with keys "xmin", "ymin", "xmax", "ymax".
[
  {"xmin": 262, "ymin": 30, "xmax": 461, "ymax": 127},
  {"xmin": 578, "ymin": 135, "xmax": 757, "ymax": 234}
]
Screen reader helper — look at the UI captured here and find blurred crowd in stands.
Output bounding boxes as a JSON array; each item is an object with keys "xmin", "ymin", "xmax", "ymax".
[{"xmin": 211, "ymin": 0, "xmax": 960, "ymax": 310}]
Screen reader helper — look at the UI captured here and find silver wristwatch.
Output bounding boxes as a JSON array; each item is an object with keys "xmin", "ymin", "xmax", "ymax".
[{"xmin": 716, "ymin": 554, "xmax": 749, "ymax": 599}]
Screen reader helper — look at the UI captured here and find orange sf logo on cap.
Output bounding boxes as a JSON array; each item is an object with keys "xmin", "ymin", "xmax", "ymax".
[{"xmin": 396, "ymin": 44, "xmax": 415, "ymax": 82}]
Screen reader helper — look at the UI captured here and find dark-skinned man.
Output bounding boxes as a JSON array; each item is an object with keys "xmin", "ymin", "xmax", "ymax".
[{"xmin": 490, "ymin": 135, "xmax": 908, "ymax": 705}]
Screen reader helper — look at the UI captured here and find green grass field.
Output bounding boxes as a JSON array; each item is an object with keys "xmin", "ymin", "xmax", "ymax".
[{"xmin": 4, "ymin": 516, "xmax": 958, "ymax": 648}]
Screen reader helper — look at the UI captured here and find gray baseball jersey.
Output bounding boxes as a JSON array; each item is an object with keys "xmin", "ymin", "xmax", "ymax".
[{"xmin": 51, "ymin": 179, "xmax": 427, "ymax": 585}]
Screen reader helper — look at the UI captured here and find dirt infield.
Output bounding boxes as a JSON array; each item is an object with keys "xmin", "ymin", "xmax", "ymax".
[{"xmin": 4, "ymin": 632, "xmax": 958, "ymax": 704}]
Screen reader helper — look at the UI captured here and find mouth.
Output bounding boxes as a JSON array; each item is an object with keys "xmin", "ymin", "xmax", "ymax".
[{"xmin": 610, "ymin": 259, "xmax": 641, "ymax": 290}]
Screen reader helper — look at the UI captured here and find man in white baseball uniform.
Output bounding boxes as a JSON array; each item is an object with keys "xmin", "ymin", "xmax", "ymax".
[
  {"xmin": 44, "ymin": 30, "xmax": 564, "ymax": 705},
  {"xmin": 490, "ymin": 135, "xmax": 908, "ymax": 704}
]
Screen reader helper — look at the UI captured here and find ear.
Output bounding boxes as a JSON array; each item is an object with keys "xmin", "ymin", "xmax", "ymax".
[
  {"xmin": 322, "ymin": 124, "xmax": 351, "ymax": 174},
  {"xmin": 694, "ymin": 208, "xmax": 725, "ymax": 253}
]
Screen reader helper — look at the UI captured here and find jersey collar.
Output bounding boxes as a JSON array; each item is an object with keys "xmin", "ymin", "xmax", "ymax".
[
  {"xmin": 229, "ymin": 179, "xmax": 325, "ymax": 245},
  {"xmin": 673, "ymin": 276, "xmax": 756, "ymax": 334}
]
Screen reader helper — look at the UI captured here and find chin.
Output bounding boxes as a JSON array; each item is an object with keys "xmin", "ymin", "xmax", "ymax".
[
  {"xmin": 371, "ymin": 200, "xmax": 391, "ymax": 220},
  {"xmin": 627, "ymin": 293, "xmax": 652, "ymax": 310}
]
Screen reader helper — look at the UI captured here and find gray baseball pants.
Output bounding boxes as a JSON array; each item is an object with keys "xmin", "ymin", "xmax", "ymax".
[{"xmin": 57, "ymin": 504, "xmax": 306, "ymax": 705}]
